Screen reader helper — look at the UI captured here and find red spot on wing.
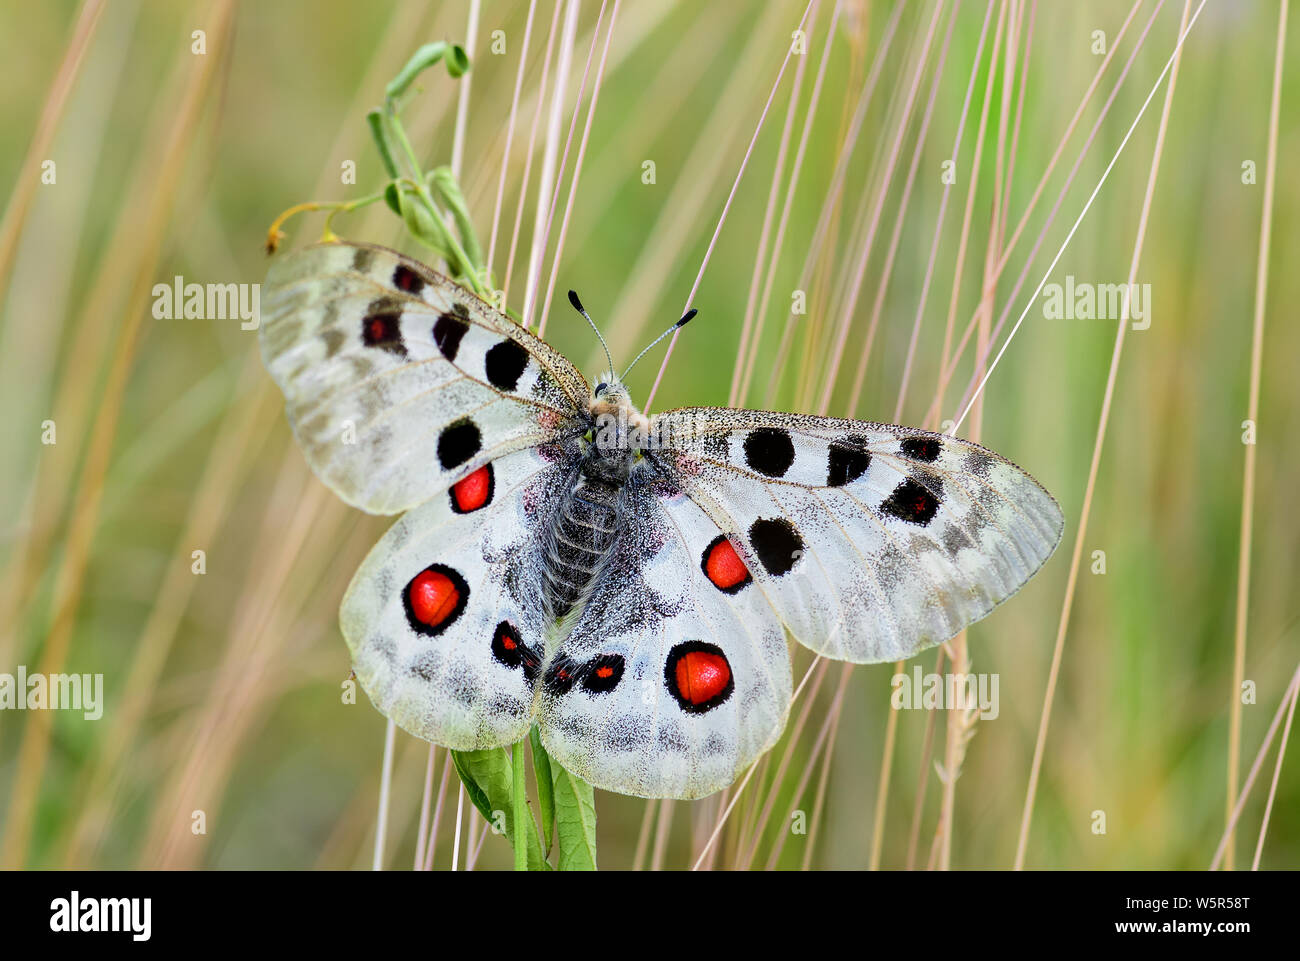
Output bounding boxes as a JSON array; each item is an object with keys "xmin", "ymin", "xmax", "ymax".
[
  {"xmin": 408, "ymin": 570, "xmax": 460, "ymax": 628},
  {"xmin": 502, "ymin": 634, "xmax": 517, "ymax": 650},
  {"xmin": 451, "ymin": 465, "xmax": 492, "ymax": 512},
  {"xmin": 674, "ymin": 651, "xmax": 731, "ymax": 706},
  {"xmin": 704, "ymin": 537, "xmax": 750, "ymax": 590},
  {"xmin": 596, "ymin": 665, "xmax": 614, "ymax": 679}
]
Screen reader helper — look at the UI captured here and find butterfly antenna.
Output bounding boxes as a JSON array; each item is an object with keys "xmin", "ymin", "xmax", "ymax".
[
  {"xmin": 621, "ymin": 308, "xmax": 697, "ymax": 380},
  {"xmin": 568, "ymin": 290, "xmax": 614, "ymax": 376}
]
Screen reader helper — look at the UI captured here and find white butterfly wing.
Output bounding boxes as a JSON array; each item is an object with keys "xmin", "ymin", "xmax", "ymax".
[
  {"xmin": 261, "ymin": 242, "xmax": 589, "ymax": 514},
  {"xmin": 649, "ymin": 408, "xmax": 1064, "ymax": 663},
  {"xmin": 537, "ymin": 474, "xmax": 792, "ymax": 800},
  {"xmin": 340, "ymin": 445, "xmax": 574, "ymax": 750}
]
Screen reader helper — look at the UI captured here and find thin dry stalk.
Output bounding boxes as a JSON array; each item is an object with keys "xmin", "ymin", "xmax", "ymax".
[
  {"xmin": 764, "ymin": 666, "xmax": 853, "ymax": 869},
  {"xmin": 413, "ymin": 746, "xmax": 438, "ymax": 869},
  {"xmin": 736, "ymin": 657, "xmax": 832, "ymax": 868},
  {"xmin": 502, "ymin": 1, "xmax": 563, "ymax": 308},
  {"xmin": 649, "ymin": 796, "xmax": 674, "ymax": 871},
  {"xmin": 373, "ymin": 719, "xmax": 398, "ymax": 869},
  {"xmin": 1211, "ymin": 663, "xmax": 1300, "ymax": 869},
  {"xmin": 631, "ymin": 798, "xmax": 658, "ymax": 870},
  {"xmin": 0, "ymin": 0, "xmax": 237, "ymax": 869},
  {"xmin": 0, "ymin": 0, "xmax": 105, "ymax": 299},
  {"xmin": 522, "ymin": 0, "xmax": 580, "ymax": 329},
  {"xmin": 645, "ymin": 0, "xmax": 817, "ymax": 411},
  {"xmin": 537, "ymin": 0, "xmax": 620, "ymax": 338},
  {"xmin": 799, "ymin": 706, "xmax": 839, "ymax": 870},
  {"xmin": 728, "ymin": 0, "xmax": 818, "ymax": 408},
  {"xmin": 938, "ymin": 0, "xmax": 1168, "ymax": 431},
  {"xmin": 1014, "ymin": 0, "xmax": 1198, "ymax": 868},
  {"xmin": 1226, "ymin": 0, "xmax": 1286, "ymax": 873},
  {"xmin": 904, "ymin": 646, "xmax": 946, "ymax": 869},
  {"xmin": 1252, "ymin": 671, "xmax": 1298, "ymax": 869},
  {"xmin": 486, "ymin": 0, "xmax": 538, "ymax": 278},
  {"xmin": 530, "ymin": 0, "xmax": 609, "ymax": 335},
  {"xmin": 423, "ymin": 751, "xmax": 456, "ymax": 870}
]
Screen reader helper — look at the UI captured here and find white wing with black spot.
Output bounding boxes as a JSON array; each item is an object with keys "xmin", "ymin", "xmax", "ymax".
[
  {"xmin": 340, "ymin": 445, "xmax": 575, "ymax": 750},
  {"xmin": 261, "ymin": 242, "xmax": 589, "ymax": 514},
  {"xmin": 536, "ymin": 473, "xmax": 792, "ymax": 800},
  {"xmin": 647, "ymin": 407, "xmax": 1065, "ymax": 663}
]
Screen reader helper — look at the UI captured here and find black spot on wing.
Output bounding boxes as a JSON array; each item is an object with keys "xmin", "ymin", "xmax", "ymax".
[
  {"xmin": 663, "ymin": 641, "xmax": 734, "ymax": 714},
  {"xmin": 743, "ymin": 428, "xmax": 795, "ymax": 478},
  {"xmin": 827, "ymin": 434, "xmax": 871, "ymax": 486},
  {"xmin": 581, "ymin": 654, "xmax": 625, "ymax": 694},
  {"xmin": 543, "ymin": 655, "xmax": 580, "ymax": 696},
  {"xmin": 433, "ymin": 311, "xmax": 469, "ymax": 362},
  {"xmin": 402, "ymin": 563, "xmax": 470, "ymax": 637},
  {"xmin": 880, "ymin": 478, "xmax": 941, "ymax": 526},
  {"xmin": 360, "ymin": 298, "xmax": 406, "ymax": 356},
  {"xmin": 748, "ymin": 517, "xmax": 804, "ymax": 576},
  {"xmin": 351, "ymin": 246, "xmax": 375, "ymax": 272},
  {"xmin": 901, "ymin": 435, "xmax": 942, "ymax": 462},
  {"xmin": 491, "ymin": 621, "xmax": 541, "ymax": 683},
  {"xmin": 437, "ymin": 419, "xmax": 481, "ymax": 470},
  {"xmin": 485, "ymin": 338, "xmax": 530, "ymax": 391},
  {"xmin": 392, "ymin": 264, "xmax": 425, "ymax": 295}
]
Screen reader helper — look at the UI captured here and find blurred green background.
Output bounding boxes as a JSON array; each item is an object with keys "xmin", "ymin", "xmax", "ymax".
[{"xmin": 0, "ymin": 0, "xmax": 1296, "ymax": 870}]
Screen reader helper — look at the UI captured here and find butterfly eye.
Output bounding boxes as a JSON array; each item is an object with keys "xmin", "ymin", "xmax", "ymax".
[{"xmin": 594, "ymin": 382, "xmax": 608, "ymax": 397}]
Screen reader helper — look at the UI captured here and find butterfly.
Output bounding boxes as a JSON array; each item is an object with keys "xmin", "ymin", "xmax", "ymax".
[{"xmin": 260, "ymin": 241, "xmax": 1064, "ymax": 800}]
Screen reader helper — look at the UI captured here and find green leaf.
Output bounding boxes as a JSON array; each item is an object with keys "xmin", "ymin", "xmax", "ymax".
[
  {"xmin": 529, "ymin": 726, "xmax": 555, "ymax": 854},
  {"xmin": 366, "ymin": 109, "xmax": 400, "ymax": 180},
  {"xmin": 551, "ymin": 766, "xmax": 598, "ymax": 871},
  {"xmin": 451, "ymin": 748, "xmax": 548, "ymax": 869},
  {"xmin": 385, "ymin": 43, "xmax": 471, "ymax": 102},
  {"xmin": 450, "ymin": 748, "xmax": 500, "ymax": 822},
  {"xmin": 383, "ymin": 182, "xmax": 402, "ymax": 216}
]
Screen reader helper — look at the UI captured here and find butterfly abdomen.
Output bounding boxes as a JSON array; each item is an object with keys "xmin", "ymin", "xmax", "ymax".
[{"xmin": 543, "ymin": 463, "xmax": 627, "ymax": 622}]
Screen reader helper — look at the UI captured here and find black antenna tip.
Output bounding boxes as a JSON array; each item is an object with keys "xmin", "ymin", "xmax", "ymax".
[
  {"xmin": 676, "ymin": 308, "xmax": 698, "ymax": 329},
  {"xmin": 568, "ymin": 290, "xmax": 585, "ymax": 312}
]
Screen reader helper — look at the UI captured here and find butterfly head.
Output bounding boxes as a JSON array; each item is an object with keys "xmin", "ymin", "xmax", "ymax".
[
  {"xmin": 591, "ymin": 374, "xmax": 627, "ymax": 406},
  {"xmin": 588, "ymin": 373, "xmax": 649, "ymax": 435},
  {"xmin": 581, "ymin": 374, "xmax": 652, "ymax": 475}
]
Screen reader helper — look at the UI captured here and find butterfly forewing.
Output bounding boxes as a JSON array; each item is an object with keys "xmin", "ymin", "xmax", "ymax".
[
  {"xmin": 648, "ymin": 407, "xmax": 1065, "ymax": 663},
  {"xmin": 260, "ymin": 242, "xmax": 588, "ymax": 514}
]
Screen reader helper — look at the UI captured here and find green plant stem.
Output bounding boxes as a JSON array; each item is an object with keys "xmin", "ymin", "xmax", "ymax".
[
  {"xmin": 512, "ymin": 740, "xmax": 527, "ymax": 871},
  {"xmin": 380, "ymin": 89, "xmax": 488, "ymax": 296}
]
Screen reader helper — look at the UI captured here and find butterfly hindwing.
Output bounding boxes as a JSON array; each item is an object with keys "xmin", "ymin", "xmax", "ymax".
[
  {"xmin": 261, "ymin": 242, "xmax": 588, "ymax": 514},
  {"xmin": 648, "ymin": 408, "xmax": 1065, "ymax": 663},
  {"xmin": 340, "ymin": 445, "xmax": 575, "ymax": 750},
  {"xmin": 537, "ymin": 474, "xmax": 792, "ymax": 800}
]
